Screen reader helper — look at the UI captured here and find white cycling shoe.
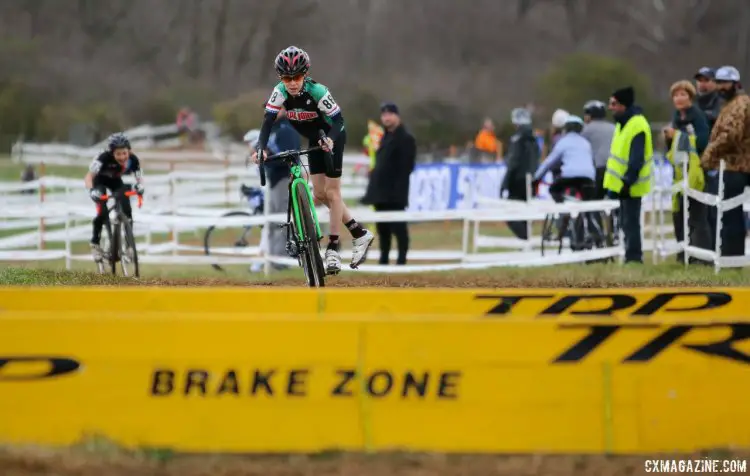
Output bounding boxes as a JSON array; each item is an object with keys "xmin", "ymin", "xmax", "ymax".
[
  {"xmin": 350, "ymin": 229, "xmax": 374, "ymax": 269},
  {"xmin": 325, "ymin": 249, "xmax": 342, "ymax": 275}
]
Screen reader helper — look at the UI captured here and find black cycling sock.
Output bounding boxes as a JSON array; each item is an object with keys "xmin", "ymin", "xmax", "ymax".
[
  {"xmin": 327, "ymin": 236, "xmax": 340, "ymax": 252},
  {"xmin": 345, "ymin": 219, "xmax": 366, "ymax": 239}
]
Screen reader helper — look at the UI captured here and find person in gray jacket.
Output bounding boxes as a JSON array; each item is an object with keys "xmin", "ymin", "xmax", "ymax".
[
  {"xmin": 500, "ymin": 107, "xmax": 540, "ymax": 239},
  {"xmin": 581, "ymin": 100, "xmax": 615, "ymax": 199}
]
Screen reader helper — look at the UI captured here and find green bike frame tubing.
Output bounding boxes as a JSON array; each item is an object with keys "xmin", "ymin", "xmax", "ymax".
[{"xmin": 288, "ymin": 164, "xmax": 323, "ymax": 241}]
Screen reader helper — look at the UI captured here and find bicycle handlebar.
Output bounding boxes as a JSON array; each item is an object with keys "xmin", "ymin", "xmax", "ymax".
[
  {"xmin": 100, "ymin": 190, "xmax": 144, "ymax": 208},
  {"xmin": 258, "ymin": 129, "xmax": 329, "ymax": 187}
]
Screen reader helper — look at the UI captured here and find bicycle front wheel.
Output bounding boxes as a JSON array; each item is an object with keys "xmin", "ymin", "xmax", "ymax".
[
  {"xmin": 98, "ymin": 219, "xmax": 115, "ymax": 275},
  {"xmin": 204, "ymin": 211, "xmax": 254, "ymax": 271},
  {"xmin": 120, "ymin": 217, "xmax": 140, "ymax": 277},
  {"xmin": 294, "ymin": 181, "xmax": 325, "ymax": 287}
]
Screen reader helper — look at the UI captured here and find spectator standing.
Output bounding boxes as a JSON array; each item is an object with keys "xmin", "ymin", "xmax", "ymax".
[
  {"xmin": 701, "ymin": 66, "xmax": 750, "ymax": 257},
  {"xmin": 266, "ymin": 109, "xmax": 300, "ymax": 270},
  {"xmin": 361, "ymin": 102, "xmax": 416, "ymax": 265},
  {"xmin": 500, "ymin": 107, "xmax": 540, "ymax": 240},
  {"xmin": 604, "ymin": 86, "xmax": 654, "ymax": 264},
  {"xmin": 694, "ymin": 67, "xmax": 723, "ymax": 131},
  {"xmin": 361, "ymin": 119, "xmax": 384, "ymax": 174},
  {"xmin": 694, "ymin": 67, "xmax": 725, "ymax": 245},
  {"xmin": 473, "ymin": 117, "xmax": 502, "ymax": 163},
  {"xmin": 582, "ymin": 100, "xmax": 616, "ymax": 199},
  {"xmin": 664, "ymin": 80, "xmax": 711, "ymax": 263},
  {"xmin": 20, "ymin": 164, "xmax": 37, "ymax": 195}
]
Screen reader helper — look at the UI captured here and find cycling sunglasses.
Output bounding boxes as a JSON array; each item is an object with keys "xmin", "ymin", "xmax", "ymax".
[{"xmin": 280, "ymin": 74, "xmax": 305, "ymax": 83}]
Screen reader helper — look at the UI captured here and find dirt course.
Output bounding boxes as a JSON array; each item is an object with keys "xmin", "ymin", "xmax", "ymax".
[{"xmin": 3, "ymin": 447, "xmax": 747, "ymax": 476}]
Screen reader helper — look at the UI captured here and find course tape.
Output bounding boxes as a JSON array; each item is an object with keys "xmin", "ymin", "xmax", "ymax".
[
  {"xmin": 0, "ymin": 310, "xmax": 749, "ymax": 453},
  {"xmin": 1, "ymin": 287, "xmax": 749, "ymax": 321}
]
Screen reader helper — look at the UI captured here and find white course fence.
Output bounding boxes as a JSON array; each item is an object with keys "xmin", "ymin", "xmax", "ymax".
[
  {"xmin": 1, "ymin": 166, "xmax": 625, "ymax": 274},
  {"xmin": 3, "ymin": 136, "xmax": 748, "ymax": 274}
]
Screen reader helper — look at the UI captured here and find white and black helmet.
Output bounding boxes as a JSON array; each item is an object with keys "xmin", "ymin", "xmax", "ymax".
[{"xmin": 583, "ymin": 100, "xmax": 607, "ymax": 119}]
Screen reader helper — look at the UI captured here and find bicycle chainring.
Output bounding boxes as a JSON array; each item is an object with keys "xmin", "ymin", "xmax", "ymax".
[{"xmin": 286, "ymin": 239, "xmax": 300, "ymax": 258}]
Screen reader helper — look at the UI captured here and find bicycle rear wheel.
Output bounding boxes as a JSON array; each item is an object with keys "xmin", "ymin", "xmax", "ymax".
[
  {"xmin": 294, "ymin": 181, "xmax": 325, "ymax": 287},
  {"xmin": 119, "ymin": 216, "xmax": 140, "ymax": 277},
  {"xmin": 540, "ymin": 214, "xmax": 564, "ymax": 256},
  {"xmin": 204, "ymin": 211, "xmax": 254, "ymax": 271}
]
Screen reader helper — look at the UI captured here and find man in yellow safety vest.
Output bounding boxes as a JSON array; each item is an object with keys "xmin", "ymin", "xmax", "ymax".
[{"xmin": 603, "ymin": 86, "xmax": 653, "ymax": 264}]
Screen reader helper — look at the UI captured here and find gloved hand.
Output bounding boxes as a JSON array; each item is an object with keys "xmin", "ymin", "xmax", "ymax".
[
  {"xmin": 89, "ymin": 188, "xmax": 102, "ymax": 202},
  {"xmin": 134, "ymin": 183, "xmax": 145, "ymax": 195},
  {"xmin": 606, "ymin": 190, "xmax": 620, "ymax": 200},
  {"xmin": 531, "ymin": 179, "xmax": 541, "ymax": 196}
]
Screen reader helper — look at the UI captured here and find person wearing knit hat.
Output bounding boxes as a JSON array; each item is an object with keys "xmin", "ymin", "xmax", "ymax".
[
  {"xmin": 611, "ymin": 87, "xmax": 635, "ymax": 109},
  {"xmin": 603, "ymin": 85, "xmax": 653, "ymax": 264}
]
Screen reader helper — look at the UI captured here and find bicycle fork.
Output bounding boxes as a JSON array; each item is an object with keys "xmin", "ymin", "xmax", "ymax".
[{"xmin": 283, "ymin": 182, "xmax": 302, "ymax": 259}]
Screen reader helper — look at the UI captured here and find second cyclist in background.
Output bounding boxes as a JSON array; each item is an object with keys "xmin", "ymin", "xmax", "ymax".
[
  {"xmin": 252, "ymin": 45, "xmax": 374, "ymax": 274},
  {"xmin": 84, "ymin": 133, "xmax": 144, "ymax": 262},
  {"xmin": 532, "ymin": 115, "xmax": 596, "ymax": 202}
]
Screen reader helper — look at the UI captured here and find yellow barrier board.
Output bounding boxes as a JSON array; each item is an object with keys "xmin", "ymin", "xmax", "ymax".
[
  {"xmin": 1, "ymin": 287, "xmax": 750, "ymax": 320},
  {"xmin": 1, "ymin": 313, "xmax": 749, "ymax": 453}
]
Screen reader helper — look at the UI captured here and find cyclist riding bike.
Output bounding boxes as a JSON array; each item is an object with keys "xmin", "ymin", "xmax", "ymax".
[
  {"xmin": 84, "ymin": 132, "xmax": 144, "ymax": 262},
  {"xmin": 251, "ymin": 45, "xmax": 374, "ymax": 274},
  {"xmin": 532, "ymin": 115, "xmax": 596, "ymax": 203}
]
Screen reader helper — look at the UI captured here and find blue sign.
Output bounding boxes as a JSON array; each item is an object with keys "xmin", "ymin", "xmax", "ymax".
[{"xmin": 406, "ymin": 160, "xmax": 673, "ymax": 212}]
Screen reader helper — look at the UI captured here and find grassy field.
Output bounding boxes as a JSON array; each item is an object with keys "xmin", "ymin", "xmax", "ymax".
[
  {"xmin": 2, "ymin": 259, "xmax": 749, "ymax": 288},
  {"xmin": 0, "ymin": 158, "xmax": 88, "ymax": 180}
]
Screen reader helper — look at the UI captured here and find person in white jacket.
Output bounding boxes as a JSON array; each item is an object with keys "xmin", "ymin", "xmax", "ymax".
[{"xmin": 532, "ymin": 115, "xmax": 596, "ymax": 203}]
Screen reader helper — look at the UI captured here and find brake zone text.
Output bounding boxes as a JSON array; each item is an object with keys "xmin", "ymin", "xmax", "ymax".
[{"xmin": 150, "ymin": 368, "xmax": 462, "ymax": 399}]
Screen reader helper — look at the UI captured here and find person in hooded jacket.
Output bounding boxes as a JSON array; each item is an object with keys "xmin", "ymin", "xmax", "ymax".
[
  {"xmin": 500, "ymin": 107, "xmax": 540, "ymax": 240},
  {"xmin": 663, "ymin": 80, "xmax": 711, "ymax": 263}
]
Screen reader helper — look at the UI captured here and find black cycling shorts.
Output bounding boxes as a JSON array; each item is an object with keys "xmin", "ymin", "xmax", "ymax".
[{"xmin": 308, "ymin": 130, "xmax": 346, "ymax": 178}]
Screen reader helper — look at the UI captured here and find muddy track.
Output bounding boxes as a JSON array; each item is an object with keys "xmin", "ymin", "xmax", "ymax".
[{"xmin": 4, "ymin": 447, "xmax": 746, "ymax": 476}]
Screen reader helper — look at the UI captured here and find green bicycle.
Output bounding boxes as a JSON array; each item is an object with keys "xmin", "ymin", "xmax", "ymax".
[{"xmin": 258, "ymin": 130, "xmax": 334, "ymax": 287}]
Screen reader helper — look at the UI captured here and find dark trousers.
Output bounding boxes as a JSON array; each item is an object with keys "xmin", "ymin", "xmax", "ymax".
[
  {"xmin": 672, "ymin": 195, "xmax": 712, "ymax": 263},
  {"xmin": 594, "ymin": 167, "xmax": 607, "ymax": 199},
  {"xmin": 705, "ymin": 171, "xmax": 719, "ymax": 249},
  {"xmin": 548, "ymin": 177, "xmax": 596, "ymax": 203},
  {"xmin": 719, "ymin": 171, "xmax": 750, "ymax": 256},
  {"xmin": 620, "ymin": 197, "xmax": 642, "ymax": 263},
  {"xmin": 506, "ymin": 179, "xmax": 529, "ymax": 240},
  {"xmin": 374, "ymin": 203, "xmax": 409, "ymax": 265}
]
